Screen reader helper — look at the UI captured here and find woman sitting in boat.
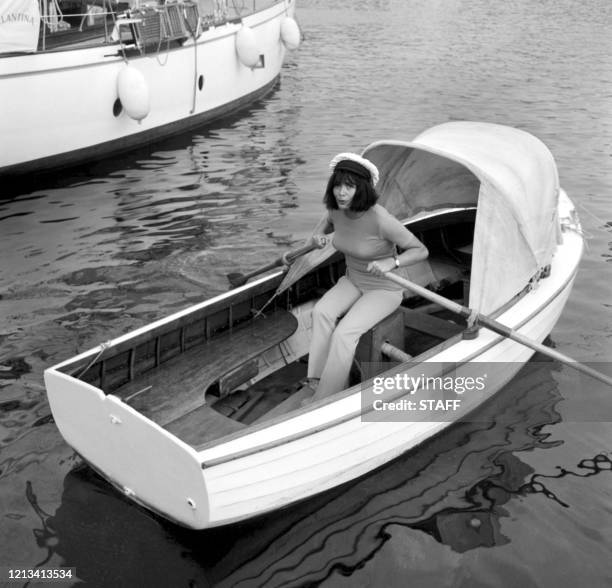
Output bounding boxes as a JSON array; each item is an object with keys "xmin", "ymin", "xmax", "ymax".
[{"xmin": 305, "ymin": 153, "xmax": 429, "ymax": 401}]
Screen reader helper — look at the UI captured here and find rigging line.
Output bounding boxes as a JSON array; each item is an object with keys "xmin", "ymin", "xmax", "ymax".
[
  {"xmin": 252, "ymin": 290, "xmax": 279, "ymax": 318},
  {"xmin": 184, "ymin": 5, "xmax": 199, "ymax": 113},
  {"xmin": 155, "ymin": 15, "xmax": 170, "ymax": 66},
  {"xmin": 76, "ymin": 340, "xmax": 113, "ymax": 379},
  {"xmin": 155, "ymin": 37, "xmax": 171, "ymax": 66},
  {"xmin": 230, "ymin": 0, "xmax": 243, "ymax": 19}
]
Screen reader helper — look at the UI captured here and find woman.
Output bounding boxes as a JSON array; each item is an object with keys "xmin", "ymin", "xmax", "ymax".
[{"xmin": 305, "ymin": 152, "xmax": 428, "ymax": 401}]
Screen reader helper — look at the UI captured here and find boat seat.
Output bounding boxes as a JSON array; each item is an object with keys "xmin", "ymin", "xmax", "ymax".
[
  {"xmin": 400, "ymin": 307, "xmax": 465, "ymax": 339},
  {"xmin": 353, "ymin": 304, "xmax": 467, "ymax": 382},
  {"xmin": 115, "ymin": 309, "xmax": 298, "ymax": 428},
  {"xmin": 353, "ymin": 308, "xmax": 406, "ymax": 380}
]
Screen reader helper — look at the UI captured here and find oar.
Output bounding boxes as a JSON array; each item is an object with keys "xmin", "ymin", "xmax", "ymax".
[
  {"xmin": 227, "ymin": 242, "xmax": 318, "ymax": 288},
  {"xmin": 385, "ymin": 272, "xmax": 612, "ymax": 387}
]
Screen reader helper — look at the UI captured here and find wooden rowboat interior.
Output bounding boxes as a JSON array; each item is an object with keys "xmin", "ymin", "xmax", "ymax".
[{"xmin": 58, "ymin": 208, "xmax": 477, "ymax": 449}]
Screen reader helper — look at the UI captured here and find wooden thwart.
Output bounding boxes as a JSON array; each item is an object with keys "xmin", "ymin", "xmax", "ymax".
[
  {"xmin": 400, "ymin": 307, "xmax": 465, "ymax": 340},
  {"xmin": 115, "ymin": 309, "xmax": 298, "ymax": 427}
]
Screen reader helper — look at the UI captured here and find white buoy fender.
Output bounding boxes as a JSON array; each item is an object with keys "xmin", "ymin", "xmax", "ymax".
[
  {"xmin": 280, "ymin": 17, "xmax": 300, "ymax": 50},
  {"xmin": 117, "ymin": 66, "xmax": 150, "ymax": 121},
  {"xmin": 235, "ymin": 25, "xmax": 260, "ymax": 68}
]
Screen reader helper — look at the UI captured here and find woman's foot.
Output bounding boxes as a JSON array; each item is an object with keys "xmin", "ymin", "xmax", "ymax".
[{"xmin": 298, "ymin": 378, "xmax": 319, "ymax": 406}]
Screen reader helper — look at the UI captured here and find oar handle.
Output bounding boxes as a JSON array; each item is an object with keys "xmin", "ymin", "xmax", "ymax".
[
  {"xmin": 227, "ymin": 242, "xmax": 320, "ymax": 288},
  {"xmin": 384, "ymin": 272, "xmax": 612, "ymax": 388},
  {"xmin": 282, "ymin": 241, "xmax": 319, "ymax": 264}
]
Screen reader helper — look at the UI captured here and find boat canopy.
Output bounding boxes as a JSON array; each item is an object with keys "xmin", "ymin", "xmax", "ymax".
[{"xmin": 279, "ymin": 122, "xmax": 561, "ymax": 315}]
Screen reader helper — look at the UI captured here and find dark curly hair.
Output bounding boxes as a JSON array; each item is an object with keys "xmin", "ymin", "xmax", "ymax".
[{"xmin": 323, "ymin": 169, "xmax": 379, "ymax": 212}]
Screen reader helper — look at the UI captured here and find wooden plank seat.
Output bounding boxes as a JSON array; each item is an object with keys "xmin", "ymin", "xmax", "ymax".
[
  {"xmin": 354, "ymin": 305, "xmax": 466, "ymax": 382},
  {"xmin": 114, "ymin": 310, "xmax": 298, "ymax": 433},
  {"xmin": 353, "ymin": 308, "xmax": 406, "ymax": 381},
  {"xmin": 400, "ymin": 307, "xmax": 465, "ymax": 340}
]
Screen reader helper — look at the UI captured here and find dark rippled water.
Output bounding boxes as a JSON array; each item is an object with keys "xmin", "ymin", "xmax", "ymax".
[{"xmin": 1, "ymin": 1, "xmax": 611, "ymax": 586}]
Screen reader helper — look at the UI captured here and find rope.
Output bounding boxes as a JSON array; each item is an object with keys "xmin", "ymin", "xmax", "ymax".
[
  {"xmin": 183, "ymin": 4, "xmax": 199, "ymax": 114},
  {"xmin": 155, "ymin": 13, "xmax": 171, "ymax": 66},
  {"xmin": 76, "ymin": 340, "xmax": 113, "ymax": 379},
  {"xmin": 230, "ymin": 0, "xmax": 243, "ymax": 19},
  {"xmin": 251, "ymin": 291, "xmax": 277, "ymax": 318}
]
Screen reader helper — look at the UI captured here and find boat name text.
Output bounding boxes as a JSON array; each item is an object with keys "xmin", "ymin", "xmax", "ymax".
[{"xmin": 0, "ymin": 13, "xmax": 36, "ymax": 27}]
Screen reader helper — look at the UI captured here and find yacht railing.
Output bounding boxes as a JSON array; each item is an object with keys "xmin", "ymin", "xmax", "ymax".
[{"xmin": 35, "ymin": 0, "xmax": 285, "ymax": 52}]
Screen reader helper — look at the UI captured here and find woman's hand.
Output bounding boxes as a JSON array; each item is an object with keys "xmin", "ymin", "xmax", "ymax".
[
  {"xmin": 310, "ymin": 234, "xmax": 328, "ymax": 249},
  {"xmin": 367, "ymin": 257, "xmax": 397, "ymax": 277}
]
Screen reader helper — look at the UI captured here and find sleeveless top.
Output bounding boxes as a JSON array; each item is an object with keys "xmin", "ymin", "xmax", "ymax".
[{"xmin": 330, "ymin": 204, "xmax": 410, "ymax": 292}]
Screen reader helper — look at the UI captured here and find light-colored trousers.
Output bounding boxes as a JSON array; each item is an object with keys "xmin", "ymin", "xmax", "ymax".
[{"xmin": 307, "ymin": 276, "xmax": 403, "ymax": 396}]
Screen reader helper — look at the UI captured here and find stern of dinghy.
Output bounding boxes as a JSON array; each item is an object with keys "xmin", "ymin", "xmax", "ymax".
[{"xmin": 44, "ymin": 368, "xmax": 211, "ymax": 529}]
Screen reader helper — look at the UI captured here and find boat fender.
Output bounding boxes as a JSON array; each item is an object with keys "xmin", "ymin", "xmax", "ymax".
[
  {"xmin": 235, "ymin": 25, "xmax": 261, "ymax": 68},
  {"xmin": 280, "ymin": 17, "xmax": 300, "ymax": 50},
  {"xmin": 117, "ymin": 66, "xmax": 150, "ymax": 122}
]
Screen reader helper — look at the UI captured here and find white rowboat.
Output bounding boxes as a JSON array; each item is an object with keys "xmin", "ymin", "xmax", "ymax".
[{"xmin": 44, "ymin": 122, "xmax": 584, "ymax": 529}]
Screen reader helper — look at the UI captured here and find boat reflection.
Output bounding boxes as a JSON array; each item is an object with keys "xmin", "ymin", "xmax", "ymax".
[{"xmin": 29, "ymin": 355, "xmax": 610, "ymax": 586}]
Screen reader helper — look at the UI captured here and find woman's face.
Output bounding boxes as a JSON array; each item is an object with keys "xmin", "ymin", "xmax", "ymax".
[{"xmin": 333, "ymin": 181, "xmax": 357, "ymax": 210}]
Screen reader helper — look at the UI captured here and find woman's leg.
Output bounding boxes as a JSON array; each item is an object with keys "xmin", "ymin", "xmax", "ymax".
[
  {"xmin": 307, "ymin": 276, "xmax": 362, "ymax": 380},
  {"xmin": 314, "ymin": 288, "xmax": 403, "ymax": 399}
]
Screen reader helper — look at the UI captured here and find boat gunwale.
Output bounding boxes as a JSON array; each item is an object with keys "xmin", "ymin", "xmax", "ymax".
[{"xmin": 49, "ymin": 270, "xmax": 287, "ymax": 374}]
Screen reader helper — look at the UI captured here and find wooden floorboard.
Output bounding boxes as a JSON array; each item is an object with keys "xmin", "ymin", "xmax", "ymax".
[
  {"xmin": 253, "ymin": 386, "xmax": 315, "ymax": 424},
  {"xmin": 164, "ymin": 404, "xmax": 246, "ymax": 446},
  {"xmin": 115, "ymin": 310, "xmax": 298, "ymax": 427}
]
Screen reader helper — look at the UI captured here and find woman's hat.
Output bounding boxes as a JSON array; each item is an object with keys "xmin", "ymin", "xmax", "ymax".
[{"xmin": 329, "ymin": 152, "xmax": 379, "ymax": 186}]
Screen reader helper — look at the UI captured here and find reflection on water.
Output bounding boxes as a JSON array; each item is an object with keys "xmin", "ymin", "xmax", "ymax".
[
  {"xmin": 21, "ymin": 359, "xmax": 607, "ymax": 587},
  {"xmin": 0, "ymin": 93, "xmax": 303, "ymax": 292}
]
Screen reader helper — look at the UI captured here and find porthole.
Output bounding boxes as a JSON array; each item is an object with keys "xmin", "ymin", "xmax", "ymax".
[
  {"xmin": 198, "ymin": 75, "xmax": 204, "ymax": 91},
  {"xmin": 113, "ymin": 98, "xmax": 123, "ymax": 117}
]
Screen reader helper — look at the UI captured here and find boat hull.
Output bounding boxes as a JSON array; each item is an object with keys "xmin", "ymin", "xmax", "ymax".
[
  {"xmin": 44, "ymin": 193, "xmax": 583, "ymax": 529},
  {"xmin": 0, "ymin": 1, "xmax": 295, "ymax": 176}
]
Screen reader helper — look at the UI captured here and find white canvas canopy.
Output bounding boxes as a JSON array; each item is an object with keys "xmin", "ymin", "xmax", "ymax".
[{"xmin": 279, "ymin": 122, "xmax": 561, "ymax": 315}]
